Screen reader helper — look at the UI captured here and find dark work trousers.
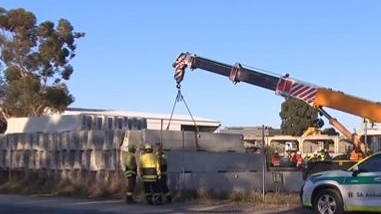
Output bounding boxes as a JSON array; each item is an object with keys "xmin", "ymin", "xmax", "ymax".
[
  {"xmin": 126, "ymin": 174, "xmax": 136, "ymax": 203},
  {"xmin": 143, "ymin": 181, "xmax": 160, "ymax": 205},
  {"xmin": 158, "ymin": 175, "xmax": 171, "ymax": 202}
]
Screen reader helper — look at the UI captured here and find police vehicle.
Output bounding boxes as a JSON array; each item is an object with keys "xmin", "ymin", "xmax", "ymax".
[{"xmin": 300, "ymin": 151, "xmax": 381, "ymax": 214}]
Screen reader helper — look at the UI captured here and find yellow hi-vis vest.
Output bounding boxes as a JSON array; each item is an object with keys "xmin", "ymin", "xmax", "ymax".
[
  {"xmin": 139, "ymin": 153, "xmax": 160, "ymax": 182},
  {"xmin": 122, "ymin": 151, "xmax": 137, "ymax": 177}
]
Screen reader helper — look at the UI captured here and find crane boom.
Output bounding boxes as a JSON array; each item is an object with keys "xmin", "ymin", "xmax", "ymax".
[
  {"xmin": 173, "ymin": 52, "xmax": 279, "ymax": 91},
  {"xmin": 173, "ymin": 52, "xmax": 381, "ymax": 155}
]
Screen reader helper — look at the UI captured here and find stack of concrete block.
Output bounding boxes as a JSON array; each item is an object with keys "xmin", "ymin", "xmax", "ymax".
[
  {"xmin": 5, "ymin": 114, "xmax": 148, "ymax": 133},
  {"xmin": 0, "ymin": 128, "xmax": 306, "ymax": 193}
]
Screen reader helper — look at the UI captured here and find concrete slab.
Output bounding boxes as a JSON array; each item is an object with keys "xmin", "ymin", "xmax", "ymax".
[{"xmin": 167, "ymin": 151, "xmax": 264, "ymax": 172}]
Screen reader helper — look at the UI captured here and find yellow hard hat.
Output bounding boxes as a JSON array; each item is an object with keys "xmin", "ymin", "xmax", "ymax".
[{"xmin": 144, "ymin": 144, "xmax": 152, "ymax": 150}]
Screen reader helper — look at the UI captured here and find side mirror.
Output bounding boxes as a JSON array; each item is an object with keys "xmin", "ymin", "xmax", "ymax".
[{"xmin": 352, "ymin": 166, "xmax": 359, "ymax": 177}]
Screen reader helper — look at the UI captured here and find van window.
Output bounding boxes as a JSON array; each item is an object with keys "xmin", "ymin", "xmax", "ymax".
[{"xmin": 358, "ymin": 154, "xmax": 381, "ymax": 172}]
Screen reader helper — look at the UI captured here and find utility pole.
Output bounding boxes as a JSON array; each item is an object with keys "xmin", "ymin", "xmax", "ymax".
[{"xmin": 262, "ymin": 125, "xmax": 266, "ymax": 201}]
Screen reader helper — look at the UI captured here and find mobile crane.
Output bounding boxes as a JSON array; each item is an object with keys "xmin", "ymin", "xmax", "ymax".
[{"xmin": 172, "ymin": 52, "xmax": 381, "ymax": 159}]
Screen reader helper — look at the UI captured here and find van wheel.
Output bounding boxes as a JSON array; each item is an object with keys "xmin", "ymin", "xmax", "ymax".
[{"xmin": 313, "ymin": 189, "xmax": 343, "ymax": 214}]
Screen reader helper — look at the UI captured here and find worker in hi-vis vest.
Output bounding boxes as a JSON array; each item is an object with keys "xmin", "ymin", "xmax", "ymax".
[
  {"xmin": 139, "ymin": 143, "xmax": 162, "ymax": 205},
  {"xmin": 154, "ymin": 142, "xmax": 172, "ymax": 203},
  {"xmin": 121, "ymin": 144, "xmax": 137, "ymax": 204}
]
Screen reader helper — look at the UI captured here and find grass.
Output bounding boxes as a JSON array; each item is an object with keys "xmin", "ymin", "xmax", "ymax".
[
  {"xmin": 168, "ymin": 188, "xmax": 300, "ymax": 208},
  {"xmin": 0, "ymin": 177, "xmax": 300, "ymax": 207},
  {"xmin": 0, "ymin": 178, "xmax": 124, "ymax": 199}
]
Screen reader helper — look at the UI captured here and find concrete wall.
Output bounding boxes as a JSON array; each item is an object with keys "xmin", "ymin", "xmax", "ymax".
[
  {"xmin": 0, "ymin": 129, "xmax": 304, "ymax": 193},
  {"xmin": 141, "ymin": 129, "xmax": 245, "ymax": 152}
]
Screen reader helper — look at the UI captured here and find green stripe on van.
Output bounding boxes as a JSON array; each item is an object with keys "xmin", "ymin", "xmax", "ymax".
[{"xmin": 313, "ymin": 175, "xmax": 380, "ymax": 185}]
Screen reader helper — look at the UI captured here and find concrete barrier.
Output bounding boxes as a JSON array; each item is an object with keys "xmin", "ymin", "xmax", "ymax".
[
  {"xmin": 141, "ymin": 129, "xmax": 245, "ymax": 152},
  {"xmin": 167, "ymin": 151, "xmax": 264, "ymax": 173}
]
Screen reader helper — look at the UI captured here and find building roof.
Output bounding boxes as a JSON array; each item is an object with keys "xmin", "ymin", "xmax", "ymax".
[
  {"xmin": 5, "ymin": 107, "xmax": 221, "ymax": 134},
  {"xmin": 64, "ymin": 107, "xmax": 218, "ymax": 123}
]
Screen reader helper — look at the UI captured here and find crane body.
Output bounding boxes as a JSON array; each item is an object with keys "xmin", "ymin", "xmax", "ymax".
[{"xmin": 173, "ymin": 52, "xmax": 381, "ymax": 156}]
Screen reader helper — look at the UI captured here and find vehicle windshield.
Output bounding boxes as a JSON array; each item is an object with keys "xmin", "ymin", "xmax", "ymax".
[{"xmin": 348, "ymin": 153, "xmax": 381, "ymax": 173}]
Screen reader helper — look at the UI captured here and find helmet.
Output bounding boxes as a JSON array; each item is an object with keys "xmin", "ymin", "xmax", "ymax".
[
  {"xmin": 144, "ymin": 144, "xmax": 153, "ymax": 151},
  {"xmin": 128, "ymin": 144, "xmax": 136, "ymax": 152}
]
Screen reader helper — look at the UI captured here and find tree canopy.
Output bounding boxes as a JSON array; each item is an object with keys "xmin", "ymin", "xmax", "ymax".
[
  {"xmin": 279, "ymin": 98, "xmax": 319, "ymax": 136},
  {"xmin": 0, "ymin": 7, "xmax": 84, "ymax": 132}
]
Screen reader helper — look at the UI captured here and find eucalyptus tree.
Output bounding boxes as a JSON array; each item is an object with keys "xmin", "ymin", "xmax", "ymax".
[{"xmin": 0, "ymin": 7, "xmax": 84, "ymax": 132}]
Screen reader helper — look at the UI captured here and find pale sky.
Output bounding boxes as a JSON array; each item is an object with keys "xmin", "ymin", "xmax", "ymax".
[{"xmin": 2, "ymin": 1, "xmax": 381, "ymax": 131}]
